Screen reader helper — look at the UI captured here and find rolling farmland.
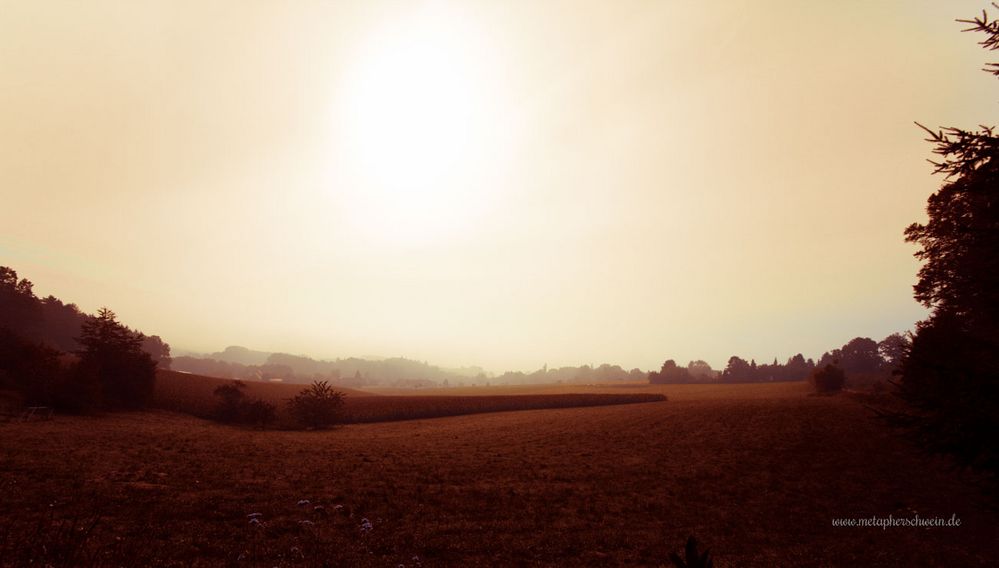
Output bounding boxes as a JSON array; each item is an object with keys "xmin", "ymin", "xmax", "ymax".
[
  {"xmin": 153, "ymin": 370, "xmax": 667, "ymax": 425},
  {"xmin": 2, "ymin": 383, "xmax": 996, "ymax": 566}
]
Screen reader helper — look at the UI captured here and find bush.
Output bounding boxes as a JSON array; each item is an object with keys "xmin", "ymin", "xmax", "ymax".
[
  {"xmin": 288, "ymin": 381, "xmax": 345, "ymax": 430},
  {"xmin": 211, "ymin": 380, "xmax": 276, "ymax": 429},
  {"xmin": 811, "ymin": 363, "xmax": 846, "ymax": 393},
  {"xmin": 244, "ymin": 399, "xmax": 277, "ymax": 429},
  {"xmin": 212, "ymin": 380, "xmax": 247, "ymax": 423}
]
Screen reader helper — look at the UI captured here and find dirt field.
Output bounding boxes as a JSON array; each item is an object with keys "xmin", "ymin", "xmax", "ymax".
[{"xmin": 1, "ymin": 383, "xmax": 996, "ymax": 566}]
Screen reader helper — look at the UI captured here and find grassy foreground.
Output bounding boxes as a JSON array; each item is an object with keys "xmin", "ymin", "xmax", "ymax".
[{"xmin": 1, "ymin": 382, "xmax": 996, "ymax": 566}]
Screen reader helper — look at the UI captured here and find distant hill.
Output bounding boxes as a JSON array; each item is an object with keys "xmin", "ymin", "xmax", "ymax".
[
  {"xmin": 171, "ymin": 346, "xmax": 650, "ymax": 389},
  {"xmin": 208, "ymin": 345, "xmax": 272, "ymax": 366},
  {"xmin": 170, "ymin": 350, "xmax": 482, "ymax": 389}
]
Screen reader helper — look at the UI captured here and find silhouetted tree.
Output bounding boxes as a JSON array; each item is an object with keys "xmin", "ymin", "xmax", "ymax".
[
  {"xmin": 37, "ymin": 295, "xmax": 87, "ymax": 352},
  {"xmin": 721, "ymin": 356, "xmax": 753, "ymax": 382},
  {"xmin": 818, "ymin": 337, "xmax": 890, "ymax": 379},
  {"xmin": 141, "ymin": 335, "xmax": 172, "ymax": 369},
  {"xmin": 0, "ymin": 267, "xmax": 41, "ymax": 335},
  {"xmin": 649, "ymin": 359, "xmax": 693, "ymax": 384},
  {"xmin": 839, "ymin": 337, "xmax": 882, "ymax": 374},
  {"xmin": 877, "ymin": 332, "xmax": 910, "ymax": 371},
  {"xmin": 1, "ymin": 266, "xmax": 168, "ymax": 361},
  {"xmin": 784, "ymin": 353, "xmax": 815, "ymax": 381},
  {"xmin": 287, "ymin": 380, "xmax": 345, "ymax": 429},
  {"xmin": 76, "ymin": 308, "xmax": 156, "ymax": 409},
  {"xmin": 893, "ymin": 7, "xmax": 999, "ymax": 474}
]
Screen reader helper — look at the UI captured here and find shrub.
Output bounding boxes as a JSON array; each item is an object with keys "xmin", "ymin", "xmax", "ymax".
[
  {"xmin": 211, "ymin": 380, "xmax": 276, "ymax": 429},
  {"xmin": 810, "ymin": 363, "xmax": 846, "ymax": 393},
  {"xmin": 212, "ymin": 380, "xmax": 247, "ymax": 422},
  {"xmin": 244, "ymin": 399, "xmax": 277, "ymax": 429},
  {"xmin": 288, "ymin": 381, "xmax": 345, "ymax": 430}
]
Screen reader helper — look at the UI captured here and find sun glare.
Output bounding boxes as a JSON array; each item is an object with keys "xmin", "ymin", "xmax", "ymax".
[{"xmin": 336, "ymin": 7, "xmax": 510, "ymax": 245}]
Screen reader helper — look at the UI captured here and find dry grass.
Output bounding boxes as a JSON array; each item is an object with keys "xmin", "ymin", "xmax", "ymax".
[{"xmin": 1, "ymin": 385, "xmax": 996, "ymax": 566}]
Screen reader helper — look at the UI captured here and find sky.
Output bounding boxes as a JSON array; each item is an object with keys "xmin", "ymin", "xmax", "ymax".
[{"xmin": 1, "ymin": 1, "xmax": 996, "ymax": 373}]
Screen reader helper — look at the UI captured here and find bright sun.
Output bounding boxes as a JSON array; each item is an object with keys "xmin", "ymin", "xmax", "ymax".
[{"xmin": 336, "ymin": 7, "xmax": 510, "ymax": 245}]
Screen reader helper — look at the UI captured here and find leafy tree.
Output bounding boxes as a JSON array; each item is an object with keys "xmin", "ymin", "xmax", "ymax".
[
  {"xmin": 687, "ymin": 360, "xmax": 714, "ymax": 380},
  {"xmin": 877, "ymin": 332, "xmax": 911, "ymax": 371},
  {"xmin": 839, "ymin": 337, "xmax": 882, "ymax": 374},
  {"xmin": 784, "ymin": 353, "xmax": 815, "ymax": 381},
  {"xmin": 894, "ymin": 7, "xmax": 999, "ymax": 474},
  {"xmin": 721, "ymin": 356, "xmax": 753, "ymax": 382},
  {"xmin": 287, "ymin": 380, "xmax": 345, "ymax": 429},
  {"xmin": 76, "ymin": 307, "xmax": 156, "ymax": 409},
  {"xmin": 649, "ymin": 359, "xmax": 693, "ymax": 384},
  {"xmin": 141, "ymin": 335, "xmax": 172, "ymax": 369}
]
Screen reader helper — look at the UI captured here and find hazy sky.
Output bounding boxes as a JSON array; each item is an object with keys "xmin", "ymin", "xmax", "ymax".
[{"xmin": 2, "ymin": 1, "xmax": 996, "ymax": 372}]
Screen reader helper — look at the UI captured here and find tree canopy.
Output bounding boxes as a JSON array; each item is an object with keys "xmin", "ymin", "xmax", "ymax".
[
  {"xmin": 76, "ymin": 308, "xmax": 157, "ymax": 409},
  {"xmin": 894, "ymin": 8, "xmax": 999, "ymax": 475}
]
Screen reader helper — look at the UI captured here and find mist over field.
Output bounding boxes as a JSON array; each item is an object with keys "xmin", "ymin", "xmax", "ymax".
[{"xmin": 2, "ymin": 1, "xmax": 999, "ymax": 566}]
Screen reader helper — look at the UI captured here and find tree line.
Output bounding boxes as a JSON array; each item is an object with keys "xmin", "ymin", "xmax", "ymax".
[
  {"xmin": 493, "ymin": 363, "xmax": 647, "ymax": 385},
  {"xmin": 0, "ymin": 266, "xmax": 170, "ymax": 411},
  {"xmin": 174, "ymin": 348, "xmax": 647, "ymax": 388},
  {"xmin": 648, "ymin": 333, "xmax": 910, "ymax": 385}
]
